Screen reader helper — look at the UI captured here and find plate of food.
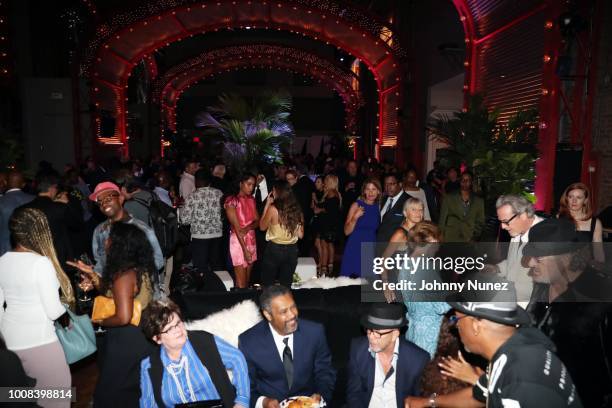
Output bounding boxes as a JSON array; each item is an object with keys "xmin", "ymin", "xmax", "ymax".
[{"xmin": 279, "ymin": 396, "xmax": 326, "ymax": 408}]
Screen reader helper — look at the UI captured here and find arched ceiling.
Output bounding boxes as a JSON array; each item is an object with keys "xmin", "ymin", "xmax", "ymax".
[
  {"xmin": 152, "ymin": 44, "xmax": 364, "ymax": 135},
  {"xmin": 83, "ymin": 0, "xmax": 405, "ymax": 156}
]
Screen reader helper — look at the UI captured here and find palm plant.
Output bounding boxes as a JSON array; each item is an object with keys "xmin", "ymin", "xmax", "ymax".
[
  {"xmin": 429, "ymin": 95, "xmax": 538, "ymax": 206},
  {"xmin": 195, "ymin": 90, "xmax": 294, "ymax": 170}
]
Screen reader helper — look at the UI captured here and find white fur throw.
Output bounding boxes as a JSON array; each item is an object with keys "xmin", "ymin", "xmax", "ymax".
[
  {"xmin": 296, "ymin": 276, "xmax": 367, "ymax": 289},
  {"xmin": 185, "ymin": 300, "xmax": 262, "ymax": 347}
]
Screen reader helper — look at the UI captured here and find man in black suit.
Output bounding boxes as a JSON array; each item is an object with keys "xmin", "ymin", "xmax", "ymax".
[
  {"xmin": 376, "ymin": 173, "xmax": 411, "ymax": 247},
  {"xmin": 286, "ymin": 168, "xmax": 315, "ymax": 256},
  {"xmin": 22, "ymin": 174, "xmax": 78, "ymax": 268}
]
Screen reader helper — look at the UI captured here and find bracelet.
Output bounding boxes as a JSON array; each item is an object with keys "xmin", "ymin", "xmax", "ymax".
[{"xmin": 428, "ymin": 392, "xmax": 438, "ymax": 408}]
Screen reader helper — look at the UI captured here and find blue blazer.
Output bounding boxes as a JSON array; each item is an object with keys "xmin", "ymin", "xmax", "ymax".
[
  {"xmin": 0, "ymin": 190, "xmax": 34, "ymax": 255},
  {"xmin": 346, "ymin": 336, "xmax": 429, "ymax": 408},
  {"xmin": 238, "ymin": 319, "xmax": 336, "ymax": 407}
]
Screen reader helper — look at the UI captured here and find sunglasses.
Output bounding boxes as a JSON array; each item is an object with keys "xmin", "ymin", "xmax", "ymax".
[{"xmin": 449, "ymin": 315, "xmax": 469, "ymax": 325}]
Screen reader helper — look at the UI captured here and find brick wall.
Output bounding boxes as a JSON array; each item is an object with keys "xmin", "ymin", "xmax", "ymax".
[{"xmin": 592, "ymin": 2, "xmax": 612, "ymax": 213}]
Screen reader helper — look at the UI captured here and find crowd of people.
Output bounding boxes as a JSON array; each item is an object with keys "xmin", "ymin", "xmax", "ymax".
[{"xmin": 0, "ymin": 152, "xmax": 610, "ymax": 407}]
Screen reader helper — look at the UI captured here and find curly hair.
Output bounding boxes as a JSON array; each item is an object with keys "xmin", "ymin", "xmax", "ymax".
[
  {"xmin": 9, "ymin": 207, "xmax": 75, "ymax": 307},
  {"xmin": 103, "ymin": 222, "xmax": 156, "ymax": 290},
  {"xmin": 273, "ymin": 180, "xmax": 303, "ymax": 235},
  {"xmin": 141, "ymin": 299, "xmax": 183, "ymax": 341}
]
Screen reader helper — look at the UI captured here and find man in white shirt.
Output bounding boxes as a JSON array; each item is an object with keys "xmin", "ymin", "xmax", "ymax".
[
  {"xmin": 487, "ymin": 194, "xmax": 544, "ymax": 305},
  {"xmin": 346, "ymin": 303, "xmax": 429, "ymax": 408},
  {"xmin": 238, "ymin": 285, "xmax": 336, "ymax": 408},
  {"xmin": 179, "ymin": 160, "xmax": 200, "ymax": 200}
]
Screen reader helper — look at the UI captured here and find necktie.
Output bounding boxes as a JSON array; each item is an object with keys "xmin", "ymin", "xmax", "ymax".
[
  {"xmin": 386, "ymin": 198, "xmax": 394, "ymax": 215},
  {"xmin": 282, "ymin": 337, "xmax": 293, "ymax": 389}
]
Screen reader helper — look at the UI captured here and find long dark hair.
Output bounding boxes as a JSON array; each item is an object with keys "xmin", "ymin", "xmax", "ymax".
[
  {"xmin": 273, "ymin": 180, "xmax": 303, "ymax": 234},
  {"xmin": 103, "ymin": 222, "xmax": 155, "ymax": 290}
]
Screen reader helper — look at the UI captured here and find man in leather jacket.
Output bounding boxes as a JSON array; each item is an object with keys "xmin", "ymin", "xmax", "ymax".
[{"xmin": 523, "ymin": 218, "xmax": 612, "ymax": 407}]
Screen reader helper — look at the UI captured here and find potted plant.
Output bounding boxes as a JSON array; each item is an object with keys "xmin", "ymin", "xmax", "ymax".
[{"xmin": 195, "ymin": 90, "xmax": 294, "ymax": 172}]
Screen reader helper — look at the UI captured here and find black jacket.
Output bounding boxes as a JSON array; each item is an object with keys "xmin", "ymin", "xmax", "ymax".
[
  {"xmin": 376, "ymin": 191, "xmax": 412, "ymax": 245},
  {"xmin": 530, "ymin": 267, "xmax": 612, "ymax": 407},
  {"xmin": 472, "ymin": 328, "xmax": 583, "ymax": 407}
]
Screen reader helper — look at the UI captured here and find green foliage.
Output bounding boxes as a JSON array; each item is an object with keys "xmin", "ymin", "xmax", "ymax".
[
  {"xmin": 429, "ymin": 95, "xmax": 538, "ymax": 205},
  {"xmin": 196, "ymin": 90, "xmax": 294, "ymax": 170},
  {"xmin": 0, "ymin": 128, "xmax": 23, "ymax": 169}
]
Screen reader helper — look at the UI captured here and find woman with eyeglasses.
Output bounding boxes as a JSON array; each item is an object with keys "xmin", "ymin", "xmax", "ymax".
[{"xmin": 139, "ymin": 300, "xmax": 250, "ymax": 408}]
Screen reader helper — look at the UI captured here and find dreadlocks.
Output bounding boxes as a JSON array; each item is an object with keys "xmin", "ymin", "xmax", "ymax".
[{"xmin": 9, "ymin": 207, "xmax": 75, "ymax": 308}]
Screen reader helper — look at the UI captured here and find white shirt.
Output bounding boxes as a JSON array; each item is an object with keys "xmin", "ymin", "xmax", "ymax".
[
  {"xmin": 0, "ymin": 252, "xmax": 65, "ymax": 350},
  {"xmin": 368, "ymin": 339, "xmax": 399, "ymax": 408},
  {"xmin": 255, "ymin": 178, "xmax": 269, "ymax": 202},
  {"xmin": 497, "ymin": 215, "xmax": 544, "ymax": 305},
  {"xmin": 179, "ymin": 172, "xmax": 196, "ymax": 199},
  {"xmin": 255, "ymin": 324, "xmax": 294, "ymax": 408},
  {"xmin": 381, "ymin": 191, "xmax": 404, "ymax": 219}
]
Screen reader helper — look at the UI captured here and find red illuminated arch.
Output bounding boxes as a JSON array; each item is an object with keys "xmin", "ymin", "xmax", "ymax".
[
  {"xmin": 82, "ymin": 0, "xmax": 404, "ymax": 160},
  {"xmin": 152, "ymin": 44, "xmax": 364, "ymax": 139}
]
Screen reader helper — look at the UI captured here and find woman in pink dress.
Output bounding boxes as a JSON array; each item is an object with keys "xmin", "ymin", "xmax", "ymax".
[{"xmin": 224, "ymin": 173, "xmax": 259, "ymax": 288}]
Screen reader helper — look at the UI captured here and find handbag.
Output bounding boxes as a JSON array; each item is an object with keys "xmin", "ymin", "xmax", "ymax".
[
  {"xmin": 92, "ymin": 295, "xmax": 142, "ymax": 326},
  {"xmin": 54, "ymin": 307, "xmax": 97, "ymax": 364}
]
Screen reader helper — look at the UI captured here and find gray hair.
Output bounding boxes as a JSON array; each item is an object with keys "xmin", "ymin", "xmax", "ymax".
[
  {"xmin": 403, "ymin": 197, "xmax": 424, "ymax": 214},
  {"xmin": 259, "ymin": 284, "xmax": 293, "ymax": 312},
  {"xmin": 495, "ymin": 195, "xmax": 535, "ymax": 218}
]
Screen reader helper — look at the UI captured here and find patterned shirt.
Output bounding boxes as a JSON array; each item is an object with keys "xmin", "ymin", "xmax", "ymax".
[
  {"xmin": 140, "ymin": 336, "xmax": 250, "ymax": 408},
  {"xmin": 180, "ymin": 187, "xmax": 223, "ymax": 239}
]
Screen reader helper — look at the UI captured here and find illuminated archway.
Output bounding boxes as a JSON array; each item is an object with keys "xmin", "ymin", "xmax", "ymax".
[
  {"xmin": 152, "ymin": 44, "xmax": 364, "ymax": 140},
  {"xmin": 82, "ymin": 0, "xmax": 405, "ymax": 160}
]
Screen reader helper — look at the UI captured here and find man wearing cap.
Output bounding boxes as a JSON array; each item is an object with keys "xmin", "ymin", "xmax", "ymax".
[
  {"xmin": 346, "ymin": 303, "xmax": 429, "ymax": 408},
  {"xmin": 524, "ymin": 217, "xmax": 612, "ymax": 407},
  {"xmin": 404, "ymin": 281, "xmax": 582, "ymax": 408},
  {"xmin": 70, "ymin": 182, "xmax": 164, "ymax": 281}
]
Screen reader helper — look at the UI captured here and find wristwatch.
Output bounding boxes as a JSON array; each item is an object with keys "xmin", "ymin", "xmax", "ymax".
[{"xmin": 428, "ymin": 392, "xmax": 438, "ymax": 407}]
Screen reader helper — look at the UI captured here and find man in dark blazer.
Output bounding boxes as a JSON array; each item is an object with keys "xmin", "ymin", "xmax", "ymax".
[
  {"xmin": 22, "ymin": 174, "xmax": 78, "ymax": 268},
  {"xmin": 238, "ymin": 285, "xmax": 336, "ymax": 408},
  {"xmin": 346, "ymin": 303, "xmax": 429, "ymax": 408},
  {"xmin": 376, "ymin": 173, "xmax": 412, "ymax": 246},
  {"xmin": 0, "ymin": 171, "xmax": 34, "ymax": 255},
  {"xmin": 286, "ymin": 167, "xmax": 315, "ymax": 256}
]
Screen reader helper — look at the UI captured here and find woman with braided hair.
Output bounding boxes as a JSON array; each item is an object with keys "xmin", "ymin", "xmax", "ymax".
[{"xmin": 0, "ymin": 207, "xmax": 74, "ymax": 407}]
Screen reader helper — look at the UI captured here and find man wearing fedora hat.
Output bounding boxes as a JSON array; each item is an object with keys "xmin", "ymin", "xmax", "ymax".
[
  {"xmin": 523, "ymin": 217, "xmax": 612, "ymax": 407},
  {"xmin": 346, "ymin": 303, "xmax": 429, "ymax": 408},
  {"xmin": 405, "ymin": 279, "xmax": 582, "ymax": 408}
]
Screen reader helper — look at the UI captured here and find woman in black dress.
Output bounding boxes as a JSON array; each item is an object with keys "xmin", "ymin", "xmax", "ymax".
[{"xmin": 314, "ymin": 174, "xmax": 342, "ymax": 276}]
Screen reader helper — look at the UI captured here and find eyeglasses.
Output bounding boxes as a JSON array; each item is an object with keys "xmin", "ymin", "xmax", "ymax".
[
  {"xmin": 160, "ymin": 320, "xmax": 183, "ymax": 335},
  {"xmin": 96, "ymin": 193, "xmax": 119, "ymax": 206},
  {"xmin": 449, "ymin": 315, "xmax": 469, "ymax": 325},
  {"xmin": 366, "ymin": 329, "xmax": 394, "ymax": 339},
  {"xmin": 499, "ymin": 212, "xmax": 520, "ymax": 226}
]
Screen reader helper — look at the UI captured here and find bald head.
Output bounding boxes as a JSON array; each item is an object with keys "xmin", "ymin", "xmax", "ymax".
[{"xmin": 7, "ymin": 171, "xmax": 25, "ymax": 190}]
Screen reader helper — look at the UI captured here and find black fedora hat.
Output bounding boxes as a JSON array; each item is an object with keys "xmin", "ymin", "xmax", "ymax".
[
  {"xmin": 361, "ymin": 303, "xmax": 408, "ymax": 330},
  {"xmin": 523, "ymin": 218, "xmax": 586, "ymax": 258},
  {"xmin": 447, "ymin": 276, "xmax": 531, "ymax": 326}
]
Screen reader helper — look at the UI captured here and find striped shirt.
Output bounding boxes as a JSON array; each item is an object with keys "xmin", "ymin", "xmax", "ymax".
[{"xmin": 140, "ymin": 336, "xmax": 250, "ymax": 408}]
